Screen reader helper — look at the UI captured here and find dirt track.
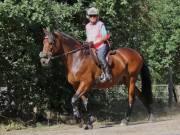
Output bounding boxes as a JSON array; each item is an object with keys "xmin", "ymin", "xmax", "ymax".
[{"xmin": 1, "ymin": 114, "xmax": 180, "ymax": 135}]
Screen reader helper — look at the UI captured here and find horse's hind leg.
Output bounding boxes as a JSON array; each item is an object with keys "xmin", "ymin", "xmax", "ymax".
[
  {"xmin": 121, "ymin": 77, "xmax": 136, "ymax": 126},
  {"xmin": 135, "ymin": 86, "xmax": 154, "ymax": 121}
]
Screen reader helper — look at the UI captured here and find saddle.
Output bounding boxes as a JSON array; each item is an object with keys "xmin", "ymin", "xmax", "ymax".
[{"xmin": 90, "ymin": 48, "xmax": 116, "ymax": 67}]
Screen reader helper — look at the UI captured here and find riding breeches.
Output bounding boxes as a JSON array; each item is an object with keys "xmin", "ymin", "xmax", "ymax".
[{"xmin": 96, "ymin": 44, "xmax": 110, "ymax": 68}]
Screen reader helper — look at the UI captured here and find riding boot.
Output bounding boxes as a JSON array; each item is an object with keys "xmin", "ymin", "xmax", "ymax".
[
  {"xmin": 99, "ymin": 70, "xmax": 105, "ymax": 80},
  {"xmin": 100, "ymin": 65, "xmax": 112, "ymax": 83},
  {"xmin": 104, "ymin": 65, "xmax": 112, "ymax": 80},
  {"xmin": 96, "ymin": 44, "xmax": 111, "ymax": 82}
]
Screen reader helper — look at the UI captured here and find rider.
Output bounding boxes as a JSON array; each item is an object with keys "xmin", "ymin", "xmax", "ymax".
[{"xmin": 85, "ymin": 7, "xmax": 111, "ymax": 82}]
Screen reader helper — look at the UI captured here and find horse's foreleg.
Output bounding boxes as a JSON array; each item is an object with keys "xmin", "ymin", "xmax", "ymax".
[
  {"xmin": 81, "ymin": 95, "xmax": 95, "ymax": 130},
  {"xmin": 72, "ymin": 81, "xmax": 89, "ymax": 117},
  {"xmin": 81, "ymin": 95, "xmax": 88, "ymax": 111},
  {"xmin": 121, "ymin": 77, "xmax": 136, "ymax": 126},
  {"xmin": 71, "ymin": 92, "xmax": 81, "ymax": 120},
  {"xmin": 72, "ymin": 81, "xmax": 94, "ymax": 129}
]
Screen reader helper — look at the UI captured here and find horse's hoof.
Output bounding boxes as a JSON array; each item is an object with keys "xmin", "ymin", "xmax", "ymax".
[
  {"xmin": 84, "ymin": 124, "xmax": 93, "ymax": 130},
  {"xmin": 148, "ymin": 114, "xmax": 155, "ymax": 122},
  {"xmin": 78, "ymin": 119, "xmax": 84, "ymax": 128},
  {"xmin": 89, "ymin": 116, "xmax": 96, "ymax": 123},
  {"xmin": 79, "ymin": 122, "xmax": 83, "ymax": 128},
  {"xmin": 120, "ymin": 119, "xmax": 128, "ymax": 126}
]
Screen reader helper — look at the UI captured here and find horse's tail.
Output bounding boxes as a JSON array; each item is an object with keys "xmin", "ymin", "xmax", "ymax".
[{"xmin": 140, "ymin": 61, "xmax": 153, "ymax": 105}]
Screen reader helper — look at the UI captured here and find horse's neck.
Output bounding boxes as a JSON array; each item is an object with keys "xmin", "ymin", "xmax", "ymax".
[
  {"xmin": 60, "ymin": 33, "xmax": 81, "ymax": 53},
  {"xmin": 60, "ymin": 33, "xmax": 82, "ymax": 69}
]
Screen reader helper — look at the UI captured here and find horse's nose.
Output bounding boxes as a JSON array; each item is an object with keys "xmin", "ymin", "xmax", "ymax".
[
  {"xmin": 40, "ymin": 58, "xmax": 49, "ymax": 67},
  {"xmin": 40, "ymin": 59, "xmax": 44, "ymax": 65},
  {"xmin": 42, "ymin": 60, "xmax": 46, "ymax": 65}
]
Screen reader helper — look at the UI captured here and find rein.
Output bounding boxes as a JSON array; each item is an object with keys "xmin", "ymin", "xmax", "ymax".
[
  {"xmin": 41, "ymin": 34, "xmax": 90, "ymax": 60},
  {"xmin": 50, "ymin": 45, "xmax": 89, "ymax": 60}
]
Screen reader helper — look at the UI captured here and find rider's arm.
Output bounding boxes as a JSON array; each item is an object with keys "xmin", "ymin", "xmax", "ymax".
[{"xmin": 93, "ymin": 25, "xmax": 110, "ymax": 45}]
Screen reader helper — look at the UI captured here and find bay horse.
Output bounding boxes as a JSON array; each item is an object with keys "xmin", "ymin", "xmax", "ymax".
[{"xmin": 39, "ymin": 29, "xmax": 154, "ymax": 129}]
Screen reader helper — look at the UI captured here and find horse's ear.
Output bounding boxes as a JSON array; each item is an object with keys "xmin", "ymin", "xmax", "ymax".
[
  {"xmin": 43, "ymin": 28, "xmax": 48, "ymax": 34},
  {"xmin": 53, "ymin": 29, "xmax": 59, "ymax": 34}
]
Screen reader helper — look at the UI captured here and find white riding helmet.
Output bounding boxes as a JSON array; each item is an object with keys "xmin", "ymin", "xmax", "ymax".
[{"xmin": 87, "ymin": 7, "xmax": 99, "ymax": 17}]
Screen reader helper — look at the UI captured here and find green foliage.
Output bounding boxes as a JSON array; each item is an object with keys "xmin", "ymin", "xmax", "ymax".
[
  {"xmin": 146, "ymin": 0, "xmax": 180, "ymax": 82},
  {"xmin": 0, "ymin": 0, "xmax": 74, "ymax": 118}
]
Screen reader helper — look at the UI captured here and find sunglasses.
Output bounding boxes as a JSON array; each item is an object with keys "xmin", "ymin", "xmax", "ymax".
[{"xmin": 89, "ymin": 15, "xmax": 97, "ymax": 18}]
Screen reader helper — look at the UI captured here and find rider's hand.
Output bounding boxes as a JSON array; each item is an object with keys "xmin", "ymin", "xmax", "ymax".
[
  {"xmin": 88, "ymin": 41, "xmax": 94, "ymax": 47},
  {"xmin": 83, "ymin": 41, "xmax": 94, "ymax": 48}
]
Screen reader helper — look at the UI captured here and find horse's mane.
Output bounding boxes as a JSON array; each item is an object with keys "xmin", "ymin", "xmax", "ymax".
[
  {"xmin": 60, "ymin": 32, "xmax": 76, "ymax": 41},
  {"xmin": 56, "ymin": 31, "xmax": 82, "ymax": 48},
  {"xmin": 58, "ymin": 31, "xmax": 91, "ymax": 56},
  {"xmin": 44, "ymin": 30, "xmax": 82, "ymax": 47}
]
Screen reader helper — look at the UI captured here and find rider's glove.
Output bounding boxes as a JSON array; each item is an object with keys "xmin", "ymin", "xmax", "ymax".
[
  {"xmin": 88, "ymin": 41, "xmax": 94, "ymax": 47},
  {"xmin": 83, "ymin": 41, "xmax": 94, "ymax": 48}
]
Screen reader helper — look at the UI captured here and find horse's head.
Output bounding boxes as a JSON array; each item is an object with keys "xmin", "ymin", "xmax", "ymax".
[{"xmin": 39, "ymin": 29, "xmax": 62, "ymax": 67}]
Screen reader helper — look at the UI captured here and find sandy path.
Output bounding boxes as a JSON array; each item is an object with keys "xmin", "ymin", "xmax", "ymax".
[{"xmin": 1, "ymin": 115, "xmax": 180, "ymax": 135}]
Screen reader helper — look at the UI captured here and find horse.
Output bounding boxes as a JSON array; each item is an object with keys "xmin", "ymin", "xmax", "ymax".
[{"xmin": 39, "ymin": 29, "xmax": 154, "ymax": 129}]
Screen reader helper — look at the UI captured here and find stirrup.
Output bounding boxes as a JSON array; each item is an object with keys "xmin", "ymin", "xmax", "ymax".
[
  {"xmin": 99, "ymin": 72, "xmax": 105, "ymax": 80},
  {"xmin": 100, "ymin": 74, "xmax": 111, "ymax": 83}
]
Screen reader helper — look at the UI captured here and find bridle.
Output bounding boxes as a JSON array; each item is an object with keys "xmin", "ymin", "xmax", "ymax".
[
  {"xmin": 51, "ymin": 45, "xmax": 89, "ymax": 60},
  {"xmin": 39, "ymin": 36, "xmax": 90, "ymax": 60}
]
